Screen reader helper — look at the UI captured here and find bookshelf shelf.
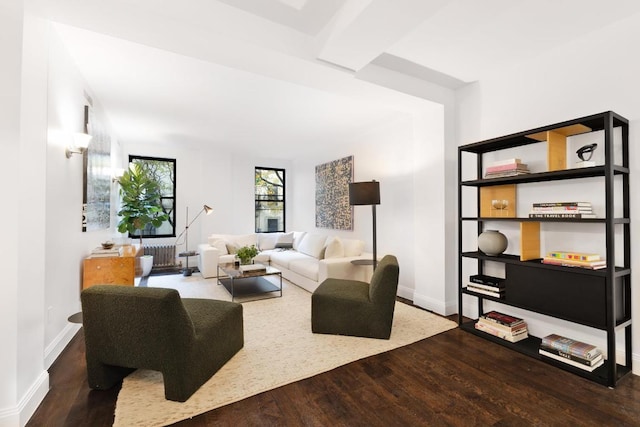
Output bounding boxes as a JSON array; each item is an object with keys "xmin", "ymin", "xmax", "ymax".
[{"xmin": 457, "ymin": 111, "xmax": 632, "ymax": 387}]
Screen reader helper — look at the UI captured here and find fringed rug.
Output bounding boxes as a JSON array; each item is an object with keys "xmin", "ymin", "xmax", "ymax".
[{"xmin": 113, "ymin": 274, "xmax": 457, "ymax": 426}]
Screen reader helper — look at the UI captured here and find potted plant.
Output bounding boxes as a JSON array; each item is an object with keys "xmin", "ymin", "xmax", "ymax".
[
  {"xmin": 236, "ymin": 244, "xmax": 259, "ymax": 265},
  {"xmin": 117, "ymin": 162, "xmax": 169, "ymax": 276}
]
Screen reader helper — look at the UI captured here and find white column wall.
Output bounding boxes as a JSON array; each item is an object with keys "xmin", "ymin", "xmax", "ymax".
[
  {"xmin": 456, "ymin": 12, "xmax": 640, "ymax": 374},
  {"xmin": 0, "ymin": 1, "xmax": 24, "ymax": 424}
]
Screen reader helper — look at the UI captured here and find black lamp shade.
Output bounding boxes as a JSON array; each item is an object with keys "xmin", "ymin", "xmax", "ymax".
[{"xmin": 349, "ymin": 181, "xmax": 380, "ymax": 206}]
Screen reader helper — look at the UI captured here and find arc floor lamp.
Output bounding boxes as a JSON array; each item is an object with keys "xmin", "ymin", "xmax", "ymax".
[
  {"xmin": 176, "ymin": 204, "xmax": 213, "ymax": 275},
  {"xmin": 349, "ymin": 180, "xmax": 381, "ymax": 270}
]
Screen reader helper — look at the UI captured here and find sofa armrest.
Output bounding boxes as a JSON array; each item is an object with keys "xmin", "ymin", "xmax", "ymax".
[
  {"xmin": 197, "ymin": 244, "xmax": 220, "ymax": 279},
  {"xmin": 318, "ymin": 254, "xmax": 373, "ymax": 283}
]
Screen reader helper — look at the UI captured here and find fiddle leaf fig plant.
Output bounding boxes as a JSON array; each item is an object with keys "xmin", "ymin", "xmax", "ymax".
[
  {"xmin": 236, "ymin": 245, "xmax": 259, "ymax": 265},
  {"xmin": 117, "ymin": 162, "xmax": 169, "ymax": 245}
]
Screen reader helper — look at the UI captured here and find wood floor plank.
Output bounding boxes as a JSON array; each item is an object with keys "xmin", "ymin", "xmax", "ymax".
[{"xmin": 28, "ymin": 310, "xmax": 640, "ymax": 427}]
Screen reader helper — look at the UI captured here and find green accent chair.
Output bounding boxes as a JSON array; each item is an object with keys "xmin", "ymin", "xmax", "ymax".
[
  {"xmin": 311, "ymin": 254, "xmax": 400, "ymax": 339},
  {"xmin": 81, "ymin": 285, "xmax": 244, "ymax": 402}
]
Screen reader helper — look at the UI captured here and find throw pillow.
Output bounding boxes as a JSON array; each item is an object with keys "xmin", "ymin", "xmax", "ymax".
[
  {"xmin": 324, "ymin": 237, "xmax": 344, "ymax": 259},
  {"xmin": 275, "ymin": 232, "xmax": 294, "ymax": 249},
  {"xmin": 258, "ymin": 233, "xmax": 280, "ymax": 250},
  {"xmin": 342, "ymin": 238, "xmax": 365, "ymax": 257},
  {"xmin": 209, "ymin": 239, "xmax": 228, "ymax": 255},
  {"xmin": 292, "ymin": 231, "xmax": 306, "ymax": 250},
  {"xmin": 226, "ymin": 242, "xmax": 238, "ymax": 254},
  {"xmin": 297, "ymin": 233, "xmax": 327, "ymax": 259}
]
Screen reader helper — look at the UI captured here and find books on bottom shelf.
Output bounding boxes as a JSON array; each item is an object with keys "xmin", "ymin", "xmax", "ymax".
[
  {"xmin": 474, "ymin": 311, "xmax": 528, "ymax": 343},
  {"xmin": 546, "ymin": 251, "xmax": 600, "ymax": 262},
  {"xmin": 539, "ymin": 334, "xmax": 604, "ymax": 372}
]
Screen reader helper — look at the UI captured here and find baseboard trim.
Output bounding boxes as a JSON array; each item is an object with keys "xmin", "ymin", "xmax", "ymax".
[
  {"xmin": 0, "ymin": 369, "xmax": 49, "ymax": 427},
  {"xmin": 45, "ymin": 322, "xmax": 80, "ymax": 368}
]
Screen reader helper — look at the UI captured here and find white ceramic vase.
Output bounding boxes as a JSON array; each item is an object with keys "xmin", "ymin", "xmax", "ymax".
[
  {"xmin": 478, "ymin": 230, "xmax": 508, "ymax": 256},
  {"xmin": 140, "ymin": 255, "xmax": 153, "ymax": 277}
]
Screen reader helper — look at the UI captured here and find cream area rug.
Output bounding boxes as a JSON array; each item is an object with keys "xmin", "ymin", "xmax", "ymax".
[{"xmin": 114, "ymin": 274, "xmax": 457, "ymax": 427}]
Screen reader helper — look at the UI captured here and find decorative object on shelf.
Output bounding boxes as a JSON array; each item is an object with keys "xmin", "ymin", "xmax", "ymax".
[
  {"xmin": 236, "ymin": 245, "xmax": 259, "ymax": 265},
  {"xmin": 349, "ymin": 180, "xmax": 381, "ymax": 270},
  {"xmin": 101, "ymin": 241, "xmax": 115, "ymax": 249},
  {"xmin": 477, "ymin": 230, "xmax": 508, "ymax": 256},
  {"xmin": 315, "ymin": 155, "xmax": 354, "ymax": 230},
  {"xmin": 491, "ymin": 199, "xmax": 510, "ymax": 217},
  {"xmin": 484, "ymin": 159, "xmax": 530, "ymax": 178},
  {"xmin": 577, "ymin": 143, "xmax": 597, "ymax": 161},
  {"xmin": 480, "ymin": 185, "xmax": 516, "ymax": 217}
]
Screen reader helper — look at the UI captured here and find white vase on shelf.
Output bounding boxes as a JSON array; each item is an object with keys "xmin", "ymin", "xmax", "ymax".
[{"xmin": 478, "ymin": 230, "xmax": 508, "ymax": 256}]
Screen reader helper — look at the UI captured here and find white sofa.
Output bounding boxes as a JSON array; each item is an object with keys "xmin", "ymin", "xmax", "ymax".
[{"xmin": 197, "ymin": 231, "xmax": 371, "ymax": 293}]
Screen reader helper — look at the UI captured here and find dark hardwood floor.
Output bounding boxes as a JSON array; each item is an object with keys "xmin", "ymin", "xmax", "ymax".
[{"xmin": 28, "ymin": 313, "xmax": 640, "ymax": 427}]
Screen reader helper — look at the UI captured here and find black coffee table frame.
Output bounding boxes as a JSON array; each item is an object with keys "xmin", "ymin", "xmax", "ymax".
[{"xmin": 217, "ymin": 263, "xmax": 282, "ymax": 302}]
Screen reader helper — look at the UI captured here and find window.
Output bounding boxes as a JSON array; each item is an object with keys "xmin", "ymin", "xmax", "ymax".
[
  {"xmin": 255, "ymin": 167, "xmax": 285, "ymax": 233},
  {"xmin": 128, "ymin": 155, "xmax": 176, "ymax": 238}
]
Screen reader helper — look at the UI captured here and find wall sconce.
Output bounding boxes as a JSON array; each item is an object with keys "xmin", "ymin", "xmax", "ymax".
[{"xmin": 66, "ymin": 105, "xmax": 92, "ymax": 158}]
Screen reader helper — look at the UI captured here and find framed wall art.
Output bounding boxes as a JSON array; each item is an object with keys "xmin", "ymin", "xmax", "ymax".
[{"xmin": 315, "ymin": 155, "xmax": 353, "ymax": 230}]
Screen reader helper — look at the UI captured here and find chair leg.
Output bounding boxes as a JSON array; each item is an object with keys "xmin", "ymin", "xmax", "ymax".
[{"xmin": 85, "ymin": 357, "xmax": 134, "ymax": 390}]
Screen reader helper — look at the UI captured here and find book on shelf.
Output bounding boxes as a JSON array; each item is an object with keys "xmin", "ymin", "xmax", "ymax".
[
  {"xmin": 541, "ymin": 334, "xmax": 601, "ymax": 359},
  {"xmin": 546, "ymin": 251, "xmax": 601, "ymax": 262},
  {"xmin": 469, "ymin": 274, "xmax": 505, "ymax": 287},
  {"xmin": 574, "ymin": 160, "xmax": 596, "ymax": 168},
  {"xmin": 532, "ymin": 202, "xmax": 591, "ymax": 207},
  {"xmin": 485, "ymin": 163, "xmax": 529, "ymax": 173},
  {"xmin": 477, "ymin": 317, "xmax": 527, "ymax": 335},
  {"xmin": 530, "ymin": 206, "xmax": 593, "ymax": 212},
  {"xmin": 487, "ymin": 158, "xmax": 522, "ymax": 167},
  {"xmin": 91, "ymin": 247, "xmax": 120, "ymax": 257},
  {"xmin": 484, "ymin": 168, "xmax": 530, "ymax": 177},
  {"xmin": 541, "ymin": 257, "xmax": 606, "ymax": 270},
  {"xmin": 466, "ymin": 280, "xmax": 504, "ymax": 292},
  {"xmin": 538, "ymin": 349, "xmax": 604, "ymax": 372},
  {"xmin": 465, "ymin": 284, "xmax": 504, "ymax": 298},
  {"xmin": 529, "ymin": 213, "xmax": 596, "ymax": 219},
  {"xmin": 474, "ymin": 321, "xmax": 528, "ymax": 343},
  {"xmin": 480, "ymin": 310, "xmax": 525, "ymax": 328},
  {"xmin": 539, "ymin": 345, "xmax": 603, "ymax": 367}
]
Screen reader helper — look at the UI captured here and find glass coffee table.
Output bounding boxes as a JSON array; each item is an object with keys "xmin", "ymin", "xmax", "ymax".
[{"xmin": 217, "ymin": 262, "xmax": 283, "ymax": 302}]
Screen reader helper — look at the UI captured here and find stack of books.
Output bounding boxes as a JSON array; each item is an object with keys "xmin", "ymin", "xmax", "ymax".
[
  {"xmin": 528, "ymin": 201, "xmax": 595, "ymax": 219},
  {"xmin": 239, "ymin": 263, "xmax": 267, "ymax": 273},
  {"xmin": 541, "ymin": 251, "xmax": 606, "ymax": 270},
  {"xmin": 484, "ymin": 158, "xmax": 530, "ymax": 178},
  {"xmin": 539, "ymin": 334, "xmax": 604, "ymax": 372},
  {"xmin": 90, "ymin": 247, "xmax": 120, "ymax": 257},
  {"xmin": 465, "ymin": 274, "xmax": 505, "ymax": 298},
  {"xmin": 474, "ymin": 311, "xmax": 528, "ymax": 342}
]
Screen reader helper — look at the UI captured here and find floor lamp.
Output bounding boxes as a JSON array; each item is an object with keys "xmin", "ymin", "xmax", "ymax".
[
  {"xmin": 176, "ymin": 204, "xmax": 213, "ymax": 275},
  {"xmin": 349, "ymin": 180, "xmax": 381, "ymax": 270}
]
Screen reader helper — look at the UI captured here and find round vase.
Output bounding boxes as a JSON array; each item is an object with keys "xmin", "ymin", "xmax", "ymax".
[{"xmin": 478, "ymin": 230, "xmax": 508, "ymax": 256}]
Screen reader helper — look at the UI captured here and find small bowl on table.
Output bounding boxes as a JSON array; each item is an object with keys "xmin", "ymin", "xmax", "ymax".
[{"xmin": 101, "ymin": 241, "xmax": 115, "ymax": 249}]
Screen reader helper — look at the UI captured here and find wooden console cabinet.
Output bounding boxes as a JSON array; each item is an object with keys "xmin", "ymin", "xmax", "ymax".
[{"xmin": 82, "ymin": 256, "xmax": 135, "ymax": 289}]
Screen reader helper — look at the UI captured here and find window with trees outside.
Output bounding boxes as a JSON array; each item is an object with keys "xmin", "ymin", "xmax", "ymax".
[
  {"xmin": 128, "ymin": 155, "xmax": 176, "ymax": 238},
  {"xmin": 255, "ymin": 167, "xmax": 285, "ymax": 233}
]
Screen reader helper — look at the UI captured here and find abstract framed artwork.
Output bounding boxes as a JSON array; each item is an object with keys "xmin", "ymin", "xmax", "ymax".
[
  {"xmin": 82, "ymin": 105, "xmax": 111, "ymax": 231},
  {"xmin": 315, "ymin": 155, "xmax": 353, "ymax": 230}
]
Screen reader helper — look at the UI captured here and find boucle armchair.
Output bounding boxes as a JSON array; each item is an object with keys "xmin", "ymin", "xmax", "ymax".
[
  {"xmin": 81, "ymin": 285, "xmax": 244, "ymax": 402},
  {"xmin": 311, "ymin": 254, "xmax": 400, "ymax": 339}
]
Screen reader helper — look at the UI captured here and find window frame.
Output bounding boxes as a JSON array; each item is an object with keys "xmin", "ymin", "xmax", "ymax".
[
  {"xmin": 254, "ymin": 166, "xmax": 286, "ymax": 233},
  {"xmin": 127, "ymin": 155, "xmax": 177, "ymax": 239}
]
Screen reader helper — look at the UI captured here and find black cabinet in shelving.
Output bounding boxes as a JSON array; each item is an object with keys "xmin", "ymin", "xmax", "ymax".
[{"xmin": 457, "ymin": 111, "xmax": 632, "ymax": 387}]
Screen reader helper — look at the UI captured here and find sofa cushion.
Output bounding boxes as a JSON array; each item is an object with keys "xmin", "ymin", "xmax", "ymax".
[
  {"xmin": 289, "ymin": 257, "xmax": 320, "ymax": 281},
  {"xmin": 324, "ymin": 237, "xmax": 345, "ymax": 259},
  {"xmin": 233, "ymin": 234, "xmax": 257, "ymax": 248},
  {"xmin": 342, "ymin": 238, "xmax": 365, "ymax": 257},
  {"xmin": 292, "ymin": 231, "xmax": 306, "ymax": 250},
  {"xmin": 275, "ymin": 232, "xmax": 294, "ymax": 249},
  {"xmin": 208, "ymin": 239, "xmax": 229, "ymax": 255},
  {"xmin": 297, "ymin": 233, "xmax": 327, "ymax": 259},
  {"xmin": 269, "ymin": 250, "xmax": 310, "ymax": 270},
  {"xmin": 257, "ymin": 233, "xmax": 281, "ymax": 250}
]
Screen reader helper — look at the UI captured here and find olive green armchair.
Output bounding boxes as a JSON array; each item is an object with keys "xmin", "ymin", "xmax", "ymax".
[
  {"xmin": 311, "ymin": 254, "xmax": 400, "ymax": 339},
  {"xmin": 81, "ymin": 285, "xmax": 243, "ymax": 402}
]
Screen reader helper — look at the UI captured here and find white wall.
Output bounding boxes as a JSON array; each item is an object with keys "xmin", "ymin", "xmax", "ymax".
[{"xmin": 456, "ymin": 13, "xmax": 640, "ymax": 374}]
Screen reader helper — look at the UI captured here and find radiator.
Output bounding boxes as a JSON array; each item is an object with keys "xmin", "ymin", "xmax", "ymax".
[{"xmin": 144, "ymin": 245, "xmax": 177, "ymax": 267}]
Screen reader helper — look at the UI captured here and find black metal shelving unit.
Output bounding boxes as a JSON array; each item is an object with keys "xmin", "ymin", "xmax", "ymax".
[{"xmin": 457, "ymin": 111, "xmax": 631, "ymax": 387}]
